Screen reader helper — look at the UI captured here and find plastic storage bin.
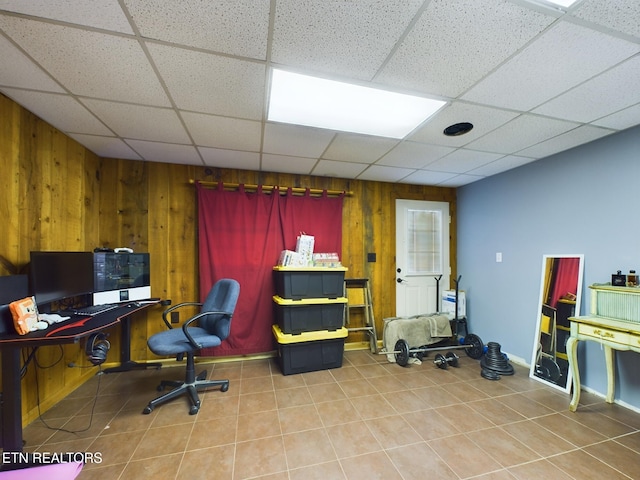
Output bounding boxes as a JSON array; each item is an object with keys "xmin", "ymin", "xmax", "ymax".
[
  {"xmin": 272, "ymin": 325, "xmax": 348, "ymax": 375},
  {"xmin": 273, "ymin": 295, "xmax": 347, "ymax": 334},
  {"xmin": 273, "ymin": 267, "xmax": 347, "ymax": 300}
]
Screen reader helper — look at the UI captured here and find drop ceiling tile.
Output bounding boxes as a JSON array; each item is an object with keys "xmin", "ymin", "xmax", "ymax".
[
  {"xmin": 262, "ymin": 154, "xmax": 316, "ymax": 175},
  {"xmin": 263, "ymin": 123, "xmax": 334, "ymax": 158},
  {"xmin": 357, "ymin": 165, "xmax": 415, "ymax": 183},
  {"xmin": 409, "ymin": 103, "xmax": 519, "ymax": 147},
  {"xmin": 571, "ymin": 0, "xmax": 640, "ymax": 39},
  {"xmin": 427, "ymin": 149, "xmax": 504, "ymax": 174},
  {"xmin": 466, "ymin": 114, "xmax": 579, "ymax": 155},
  {"xmin": 0, "ymin": 16, "xmax": 169, "ymax": 105},
  {"xmin": 181, "ymin": 112, "xmax": 261, "ymax": 152},
  {"xmin": 2, "ymin": 88, "xmax": 112, "ymax": 135},
  {"xmin": 401, "ymin": 169, "xmax": 459, "ymax": 186},
  {"xmin": 533, "ymin": 55, "xmax": 640, "ymax": 123},
  {"xmin": 81, "ymin": 99, "xmax": 190, "ymax": 143},
  {"xmin": 517, "ymin": 124, "xmax": 615, "ymax": 158},
  {"xmin": 0, "ymin": 36, "xmax": 64, "ymax": 92},
  {"xmin": 377, "ymin": 141, "xmax": 454, "ymax": 169},
  {"xmin": 312, "ymin": 159, "xmax": 369, "ymax": 179},
  {"xmin": 592, "ymin": 103, "xmax": 640, "ymax": 131},
  {"xmin": 467, "ymin": 155, "xmax": 537, "ymax": 177},
  {"xmin": 124, "ymin": 0, "xmax": 270, "ymax": 59},
  {"xmin": 271, "ymin": 0, "xmax": 424, "ymax": 81},
  {"xmin": 147, "ymin": 43, "xmax": 265, "ymax": 120},
  {"xmin": 68, "ymin": 134, "xmax": 141, "ymax": 160},
  {"xmin": 436, "ymin": 173, "xmax": 484, "ymax": 187},
  {"xmin": 462, "ymin": 22, "xmax": 639, "ymax": 111},
  {"xmin": 0, "ymin": 0, "xmax": 134, "ymax": 34},
  {"xmin": 322, "ymin": 133, "xmax": 398, "ymax": 164},
  {"xmin": 125, "ymin": 140, "xmax": 201, "ymax": 165},
  {"xmin": 199, "ymin": 147, "xmax": 260, "ymax": 171},
  {"xmin": 376, "ymin": 0, "xmax": 555, "ymax": 97}
]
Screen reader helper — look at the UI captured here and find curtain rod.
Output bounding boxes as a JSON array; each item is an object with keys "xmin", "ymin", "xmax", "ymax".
[{"xmin": 189, "ymin": 180, "xmax": 352, "ymax": 197}]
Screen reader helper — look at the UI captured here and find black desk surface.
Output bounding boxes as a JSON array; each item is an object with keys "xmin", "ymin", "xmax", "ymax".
[{"xmin": 0, "ymin": 301, "xmax": 158, "ymax": 347}]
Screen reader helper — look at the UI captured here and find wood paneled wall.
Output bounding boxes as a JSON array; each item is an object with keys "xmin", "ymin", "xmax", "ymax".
[{"xmin": 0, "ymin": 93, "xmax": 456, "ymax": 424}]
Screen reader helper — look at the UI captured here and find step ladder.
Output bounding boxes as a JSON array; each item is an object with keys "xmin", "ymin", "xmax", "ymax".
[{"xmin": 344, "ymin": 278, "xmax": 378, "ymax": 353}]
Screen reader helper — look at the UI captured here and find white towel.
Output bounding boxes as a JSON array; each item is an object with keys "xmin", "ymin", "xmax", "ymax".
[{"xmin": 382, "ymin": 313, "xmax": 453, "ymax": 363}]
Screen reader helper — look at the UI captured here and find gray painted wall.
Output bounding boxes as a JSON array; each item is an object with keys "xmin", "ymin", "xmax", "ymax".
[{"xmin": 457, "ymin": 124, "xmax": 640, "ymax": 409}]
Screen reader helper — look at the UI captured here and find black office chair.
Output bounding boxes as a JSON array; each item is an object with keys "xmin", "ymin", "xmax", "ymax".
[{"xmin": 143, "ymin": 278, "xmax": 240, "ymax": 415}]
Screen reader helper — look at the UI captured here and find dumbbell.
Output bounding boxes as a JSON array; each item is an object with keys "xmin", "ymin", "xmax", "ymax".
[{"xmin": 433, "ymin": 351, "xmax": 459, "ymax": 369}]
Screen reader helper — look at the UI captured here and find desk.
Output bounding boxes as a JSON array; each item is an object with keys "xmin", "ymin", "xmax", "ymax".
[
  {"xmin": 567, "ymin": 315, "xmax": 640, "ymax": 412},
  {"xmin": 0, "ymin": 301, "xmax": 160, "ymax": 452}
]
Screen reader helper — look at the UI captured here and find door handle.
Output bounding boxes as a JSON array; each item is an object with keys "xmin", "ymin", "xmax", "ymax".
[{"xmin": 397, "ymin": 278, "xmax": 406, "ymax": 284}]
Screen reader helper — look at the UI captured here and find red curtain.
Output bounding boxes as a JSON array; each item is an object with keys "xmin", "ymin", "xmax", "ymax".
[
  {"xmin": 549, "ymin": 257, "xmax": 580, "ymax": 308},
  {"xmin": 197, "ymin": 183, "xmax": 343, "ymax": 356}
]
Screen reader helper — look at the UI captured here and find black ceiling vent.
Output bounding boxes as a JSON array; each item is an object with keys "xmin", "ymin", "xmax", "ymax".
[{"xmin": 443, "ymin": 122, "xmax": 474, "ymax": 136}]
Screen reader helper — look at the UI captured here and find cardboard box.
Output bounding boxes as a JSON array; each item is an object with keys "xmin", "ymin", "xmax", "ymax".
[
  {"xmin": 272, "ymin": 325, "xmax": 347, "ymax": 375},
  {"xmin": 442, "ymin": 290, "xmax": 466, "ymax": 317},
  {"xmin": 273, "ymin": 296, "xmax": 346, "ymax": 334}
]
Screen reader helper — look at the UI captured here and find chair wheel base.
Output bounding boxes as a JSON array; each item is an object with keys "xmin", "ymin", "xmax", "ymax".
[{"xmin": 142, "ymin": 405, "xmax": 153, "ymax": 414}]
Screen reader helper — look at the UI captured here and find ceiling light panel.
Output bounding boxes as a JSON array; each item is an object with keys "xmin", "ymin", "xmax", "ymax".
[{"xmin": 268, "ymin": 69, "xmax": 446, "ymax": 139}]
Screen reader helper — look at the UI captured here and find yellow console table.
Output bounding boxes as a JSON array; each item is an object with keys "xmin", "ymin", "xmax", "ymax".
[{"xmin": 567, "ymin": 314, "xmax": 640, "ymax": 411}]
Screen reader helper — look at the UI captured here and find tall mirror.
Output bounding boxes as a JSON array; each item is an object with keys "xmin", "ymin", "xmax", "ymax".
[{"xmin": 530, "ymin": 254, "xmax": 584, "ymax": 393}]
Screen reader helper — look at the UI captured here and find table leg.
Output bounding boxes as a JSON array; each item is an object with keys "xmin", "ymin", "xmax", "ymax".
[
  {"xmin": 604, "ymin": 345, "xmax": 615, "ymax": 403},
  {"xmin": 1, "ymin": 347, "xmax": 24, "ymax": 451},
  {"xmin": 102, "ymin": 314, "xmax": 161, "ymax": 374},
  {"xmin": 567, "ymin": 336, "xmax": 580, "ymax": 412}
]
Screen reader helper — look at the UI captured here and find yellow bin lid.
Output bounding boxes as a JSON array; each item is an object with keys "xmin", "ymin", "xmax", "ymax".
[
  {"xmin": 272, "ymin": 324, "xmax": 348, "ymax": 344},
  {"xmin": 273, "ymin": 266, "xmax": 348, "ymax": 272},
  {"xmin": 273, "ymin": 295, "xmax": 347, "ymax": 305}
]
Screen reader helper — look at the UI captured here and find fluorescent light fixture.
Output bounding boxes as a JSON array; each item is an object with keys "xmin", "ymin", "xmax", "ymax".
[
  {"xmin": 268, "ymin": 69, "xmax": 446, "ymax": 139},
  {"xmin": 528, "ymin": 0, "xmax": 579, "ymax": 9},
  {"xmin": 546, "ymin": 0, "xmax": 579, "ymax": 6}
]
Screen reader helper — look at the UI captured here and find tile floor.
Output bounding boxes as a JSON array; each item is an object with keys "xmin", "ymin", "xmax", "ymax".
[{"xmin": 19, "ymin": 349, "xmax": 640, "ymax": 480}]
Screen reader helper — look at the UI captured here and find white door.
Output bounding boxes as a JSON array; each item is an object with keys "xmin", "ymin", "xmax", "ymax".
[{"xmin": 395, "ymin": 200, "xmax": 450, "ymax": 317}]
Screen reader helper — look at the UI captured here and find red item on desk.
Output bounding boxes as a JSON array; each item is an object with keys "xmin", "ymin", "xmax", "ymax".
[{"xmin": 45, "ymin": 318, "xmax": 91, "ymax": 337}]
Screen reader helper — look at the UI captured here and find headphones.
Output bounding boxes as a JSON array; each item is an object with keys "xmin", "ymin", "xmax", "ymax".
[{"xmin": 85, "ymin": 332, "xmax": 110, "ymax": 366}]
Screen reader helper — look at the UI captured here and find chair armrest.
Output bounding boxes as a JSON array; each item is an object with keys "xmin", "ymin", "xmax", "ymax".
[
  {"xmin": 161, "ymin": 302, "xmax": 203, "ymax": 329},
  {"xmin": 181, "ymin": 310, "xmax": 234, "ymax": 349}
]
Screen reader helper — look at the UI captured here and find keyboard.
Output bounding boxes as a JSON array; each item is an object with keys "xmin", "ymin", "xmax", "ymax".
[{"xmin": 73, "ymin": 303, "xmax": 120, "ymax": 316}]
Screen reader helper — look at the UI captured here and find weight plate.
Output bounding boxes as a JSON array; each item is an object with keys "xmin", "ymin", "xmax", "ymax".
[
  {"xmin": 445, "ymin": 351, "xmax": 459, "ymax": 367},
  {"xmin": 539, "ymin": 357, "xmax": 561, "ymax": 382},
  {"xmin": 395, "ymin": 339, "xmax": 410, "ymax": 367},
  {"xmin": 464, "ymin": 333, "xmax": 484, "ymax": 359},
  {"xmin": 481, "ymin": 368, "xmax": 501, "ymax": 380},
  {"xmin": 434, "ymin": 353, "xmax": 448, "ymax": 369}
]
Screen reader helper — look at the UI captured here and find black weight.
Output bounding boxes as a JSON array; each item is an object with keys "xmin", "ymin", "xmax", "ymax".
[
  {"xmin": 434, "ymin": 353, "xmax": 448, "ymax": 369},
  {"xmin": 464, "ymin": 333, "xmax": 484, "ymax": 359},
  {"xmin": 415, "ymin": 345, "xmax": 429, "ymax": 361},
  {"xmin": 395, "ymin": 339, "xmax": 410, "ymax": 367},
  {"xmin": 445, "ymin": 351, "xmax": 459, "ymax": 367}
]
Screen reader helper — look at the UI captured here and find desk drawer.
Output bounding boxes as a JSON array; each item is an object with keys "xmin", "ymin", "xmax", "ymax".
[{"xmin": 578, "ymin": 324, "xmax": 628, "ymax": 345}]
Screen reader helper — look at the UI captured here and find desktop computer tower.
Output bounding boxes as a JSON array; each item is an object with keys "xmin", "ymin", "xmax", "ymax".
[{"xmin": 93, "ymin": 252, "xmax": 151, "ymax": 305}]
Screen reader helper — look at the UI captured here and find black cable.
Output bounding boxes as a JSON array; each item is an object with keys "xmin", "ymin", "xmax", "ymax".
[
  {"xmin": 33, "ymin": 344, "xmax": 65, "ymax": 370},
  {"xmin": 34, "ymin": 357, "xmax": 103, "ymax": 435},
  {"xmin": 20, "ymin": 347, "xmax": 39, "ymax": 379}
]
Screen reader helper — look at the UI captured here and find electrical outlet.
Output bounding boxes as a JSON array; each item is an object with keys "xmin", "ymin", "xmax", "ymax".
[
  {"xmin": 171, "ymin": 311, "xmax": 180, "ymax": 324},
  {"xmin": 367, "ymin": 252, "xmax": 376, "ymax": 262},
  {"xmin": 496, "ymin": 252, "xmax": 503, "ymax": 263}
]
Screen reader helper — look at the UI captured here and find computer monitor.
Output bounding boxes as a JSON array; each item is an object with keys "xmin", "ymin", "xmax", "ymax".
[
  {"xmin": 29, "ymin": 251, "xmax": 94, "ymax": 310},
  {"xmin": 0, "ymin": 275, "xmax": 29, "ymax": 335},
  {"xmin": 93, "ymin": 252, "xmax": 151, "ymax": 305}
]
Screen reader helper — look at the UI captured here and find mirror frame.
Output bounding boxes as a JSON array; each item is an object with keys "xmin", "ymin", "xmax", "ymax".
[{"xmin": 529, "ymin": 254, "xmax": 584, "ymax": 393}]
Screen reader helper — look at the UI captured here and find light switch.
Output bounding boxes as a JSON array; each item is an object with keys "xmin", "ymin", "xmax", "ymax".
[{"xmin": 496, "ymin": 252, "xmax": 503, "ymax": 263}]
